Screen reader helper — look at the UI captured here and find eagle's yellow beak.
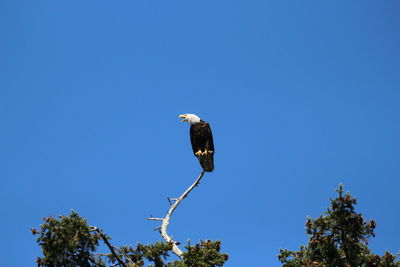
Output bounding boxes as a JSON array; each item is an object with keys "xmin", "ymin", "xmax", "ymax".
[{"xmin": 178, "ymin": 114, "xmax": 187, "ymax": 122}]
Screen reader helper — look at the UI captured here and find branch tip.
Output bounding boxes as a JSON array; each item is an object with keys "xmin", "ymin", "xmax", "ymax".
[{"xmin": 147, "ymin": 217, "xmax": 164, "ymax": 221}]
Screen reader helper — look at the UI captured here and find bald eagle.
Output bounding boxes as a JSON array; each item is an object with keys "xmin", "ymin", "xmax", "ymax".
[{"xmin": 179, "ymin": 114, "xmax": 214, "ymax": 172}]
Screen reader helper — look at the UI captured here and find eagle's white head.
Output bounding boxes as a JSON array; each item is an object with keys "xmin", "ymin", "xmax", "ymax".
[{"xmin": 178, "ymin": 113, "xmax": 201, "ymax": 125}]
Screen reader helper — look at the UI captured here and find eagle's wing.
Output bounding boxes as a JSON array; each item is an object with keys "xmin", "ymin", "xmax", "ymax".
[
  {"xmin": 203, "ymin": 122, "xmax": 214, "ymax": 153},
  {"xmin": 190, "ymin": 121, "xmax": 215, "ymax": 172},
  {"xmin": 190, "ymin": 122, "xmax": 214, "ymax": 154}
]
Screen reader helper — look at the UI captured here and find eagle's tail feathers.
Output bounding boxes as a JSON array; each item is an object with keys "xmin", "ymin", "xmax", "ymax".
[{"xmin": 198, "ymin": 151, "xmax": 214, "ymax": 172}]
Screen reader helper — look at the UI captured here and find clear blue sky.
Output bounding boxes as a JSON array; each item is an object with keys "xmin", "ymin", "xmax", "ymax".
[{"xmin": 1, "ymin": 1, "xmax": 399, "ymax": 266}]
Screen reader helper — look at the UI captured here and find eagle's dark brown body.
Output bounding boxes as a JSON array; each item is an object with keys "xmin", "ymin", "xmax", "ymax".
[{"xmin": 190, "ymin": 120, "xmax": 214, "ymax": 172}]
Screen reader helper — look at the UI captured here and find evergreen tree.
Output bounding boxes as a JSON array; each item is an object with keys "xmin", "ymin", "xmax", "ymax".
[
  {"xmin": 32, "ymin": 184, "xmax": 399, "ymax": 266},
  {"xmin": 32, "ymin": 211, "xmax": 228, "ymax": 267},
  {"xmin": 278, "ymin": 184, "xmax": 400, "ymax": 267}
]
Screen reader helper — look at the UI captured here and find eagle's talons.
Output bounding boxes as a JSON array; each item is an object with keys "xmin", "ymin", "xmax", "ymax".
[{"xmin": 196, "ymin": 150, "xmax": 214, "ymax": 156}]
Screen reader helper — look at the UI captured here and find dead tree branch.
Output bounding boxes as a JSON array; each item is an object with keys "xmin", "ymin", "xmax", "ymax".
[
  {"xmin": 90, "ymin": 226, "xmax": 127, "ymax": 267},
  {"xmin": 148, "ymin": 170, "xmax": 206, "ymax": 258}
]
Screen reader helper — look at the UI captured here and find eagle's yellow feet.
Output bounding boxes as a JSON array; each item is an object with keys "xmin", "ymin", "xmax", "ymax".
[
  {"xmin": 204, "ymin": 150, "xmax": 213, "ymax": 155},
  {"xmin": 196, "ymin": 150, "xmax": 214, "ymax": 156}
]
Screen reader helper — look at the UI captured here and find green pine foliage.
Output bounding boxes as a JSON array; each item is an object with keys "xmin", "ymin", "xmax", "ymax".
[
  {"xmin": 33, "ymin": 184, "xmax": 399, "ymax": 267},
  {"xmin": 278, "ymin": 184, "xmax": 400, "ymax": 267},
  {"xmin": 32, "ymin": 211, "xmax": 228, "ymax": 267},
  {"xmin": 32, "ymin": 211, "xmax": 101, "ymax": 266},
  {"xmin": 175, "ymin": 240, "xmax": 229, "ymax": 267}
]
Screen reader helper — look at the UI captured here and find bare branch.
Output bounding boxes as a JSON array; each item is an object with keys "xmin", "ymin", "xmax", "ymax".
[
  {"xmin": 167, "ymin": 197, "xmax": 173, "ymax": 205},
  {"xmin": 150, "ymin": 170, "xmax": 206, "ymax": 258},
  {"xmin": 90, "ymin": 226, "xmax": 127, "ymax": 267},
  {"xmin": 114, "ymin": 247, "xmax": 136, "ymax": 267},
  {"xmin": 147, "ymin": 217, "xmax": 164, "ymax": 221}
]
